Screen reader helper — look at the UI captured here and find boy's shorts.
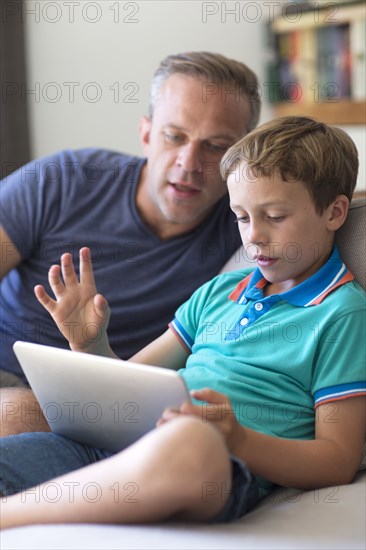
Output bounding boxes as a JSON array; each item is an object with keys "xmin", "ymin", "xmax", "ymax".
[
  {"xmin": 0, "ymin": 432, "xmax": 260, "ymax": 523},
  {"xmin": 210, "ymin": 455, "xmax": 260, "ymax": 523}
]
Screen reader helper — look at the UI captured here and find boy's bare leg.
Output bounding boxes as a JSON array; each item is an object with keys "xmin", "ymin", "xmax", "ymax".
[
  {"xmin": 0, "ymin": 389, "xmax": 50, "ymax": 436},
  {"xmin": 0, "ymin": 416, "xmax": 232, "ymax": 528}
]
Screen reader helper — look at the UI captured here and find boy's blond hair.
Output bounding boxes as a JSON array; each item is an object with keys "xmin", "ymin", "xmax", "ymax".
[{"xmin": 220, "ymin": 116, "xmax": 359, "ymax": 213}]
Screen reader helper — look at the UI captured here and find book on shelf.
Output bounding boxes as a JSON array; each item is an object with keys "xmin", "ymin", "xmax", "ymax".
[
  {"xmin": 350, "ymin": 19, "xmax": 366, "ymax": 100},
  {"xmin": 295, "ymin": 28, "xmax": 317, "ymax": 103},
  {"xmin": 266, "ymin": 17, "xmax": 365, "ymax": 104},
  {"xmin": 317, "ymin": 24, "xmax": 351, "ymax": 101}
]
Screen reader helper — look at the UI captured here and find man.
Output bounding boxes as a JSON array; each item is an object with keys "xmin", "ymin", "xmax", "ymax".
[{"xmin": 0, "ymin": 52, "xmax": 260, "ymax": 389}]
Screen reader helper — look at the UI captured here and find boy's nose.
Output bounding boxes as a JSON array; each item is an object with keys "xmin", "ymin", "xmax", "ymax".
[
  {"xmin": 247, "ymin": 221, "xmax": 267, "ymax": 245},
  {"xmin": 177, "ymin": 142, "xmax": 203, "ymax": 173}
]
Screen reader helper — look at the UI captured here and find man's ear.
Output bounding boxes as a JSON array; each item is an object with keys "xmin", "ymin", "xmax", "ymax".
[
  {"xmin": 139, "ymin": 116, "xmax": 152, "ymax": 154},
  {"xmin": 326, "ymin": 194, "xmax": 350, "ymax": 231}
]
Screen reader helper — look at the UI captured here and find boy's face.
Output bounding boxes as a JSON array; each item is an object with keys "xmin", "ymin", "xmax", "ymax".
[{"xmin": 227, "ymin": 164, "xmax": 337, "ymax": 293}]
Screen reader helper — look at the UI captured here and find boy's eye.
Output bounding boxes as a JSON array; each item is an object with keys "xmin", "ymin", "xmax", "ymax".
[
  {"xmin": 268, "ymin": 216, "xmax": 284, "ymax": 222},
  {"xmin": 234, "ymin": 216, "xmax": 249, "ymax": 224}
]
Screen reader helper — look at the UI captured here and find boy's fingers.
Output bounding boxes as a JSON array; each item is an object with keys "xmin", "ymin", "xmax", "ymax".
[
  {"xmin": 61, "ymin": 252, "xmax": 78, "ymax": 287},
  {"xmin": 79, "ymin": 247, "xmax": 96, "ymax": 287},
  {"xmin": 180, "ymin": 401, "xmax": 201, "ymax": 415},
  {"xmin": 94, "ymin": 294, "xmax": 110, "ymax": 321},
  {"xmin": 190, "ymin": 388, "xmax": 229, "ymax": 404},
  {"xmin": 48, "ymin": 264, "xmax": 66, "ymax": 299},
  {"xmin": 34, "ymin": 285, "xmax": 56, "ymax": 312}
]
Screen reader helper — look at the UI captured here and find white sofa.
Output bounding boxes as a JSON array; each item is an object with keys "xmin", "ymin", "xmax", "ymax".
[
  {"xmin": 1, "ymin": 473, "xmax": 365, "ymax": 550},
  {"xmin": 2, "ymin": 199, "xmax": 365, "ymax": 550}
]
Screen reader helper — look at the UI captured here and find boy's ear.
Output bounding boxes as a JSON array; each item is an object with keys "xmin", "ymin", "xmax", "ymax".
[
  {"xmin": 139, "ymin": 116, "xmax": 152, "ymax": 154},
  {"xmin": 326, "ymin": 195, "xmax": 349, "ymax": 231}
]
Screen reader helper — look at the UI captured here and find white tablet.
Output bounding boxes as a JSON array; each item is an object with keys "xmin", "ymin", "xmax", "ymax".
[{"xmin": 13, "ymin": 341, "xmax": 190, "ymax": 452}]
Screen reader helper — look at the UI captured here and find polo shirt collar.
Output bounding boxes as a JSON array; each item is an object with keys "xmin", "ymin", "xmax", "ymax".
[{"xmin": 229, "ymin": 245, "xmax": 354, "ymax": 307}]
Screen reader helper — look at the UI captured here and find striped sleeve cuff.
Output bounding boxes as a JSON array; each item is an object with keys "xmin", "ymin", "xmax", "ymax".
[
  {"xmin": 314, "ymin": 381, "xmax": 366, "ymax": 408},
  {"xmin": 169, "ymin": 318, "xmax": 194, "ymax": 354}
]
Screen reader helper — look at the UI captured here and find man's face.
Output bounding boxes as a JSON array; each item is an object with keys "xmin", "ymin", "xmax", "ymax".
[
  {"xmin": 228, "ymin": 164, "xmax": 339, "ymax": 293},
  {"xmin": 137, "ymin": 74, "xmax": 251, "ymax": 239}
]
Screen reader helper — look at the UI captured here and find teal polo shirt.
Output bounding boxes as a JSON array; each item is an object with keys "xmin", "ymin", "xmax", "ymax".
[
  {"xmin": 170, "ymin": 246, "xmax": 366, "ymax": 442},
  {"xmin": 170, "ymin": 246, "xmax": 366, "ymax": 495}
]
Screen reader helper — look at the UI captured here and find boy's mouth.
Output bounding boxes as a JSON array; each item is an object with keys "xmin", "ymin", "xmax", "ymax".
[{"xmin": 256, "ymin": 255, "xmax": 278, "ymax": 267}]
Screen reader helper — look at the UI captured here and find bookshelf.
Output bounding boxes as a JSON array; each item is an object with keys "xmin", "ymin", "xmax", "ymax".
[{"xmin": 267, "ymin": 1, "xmax": 366, "ymax": 125}]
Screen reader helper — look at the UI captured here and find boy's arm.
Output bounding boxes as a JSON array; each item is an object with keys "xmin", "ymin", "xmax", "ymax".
[
  {"xmin": 130, "ymin": 329, "xmax": 189, "ymax": 371},
  {"xmin": 176, "ymin": 389, "xmax": 365, "ymax": 490},
  {"xmin": 34, "ymin": 247, "xmax": 188, "ymax": 369},
  {"xmin": 34, "ymin": 247, "xmax": 114, "ymax": 357},
  {"xmin": 235, "ymin": 396, "xmax": 365, "ymax": 489}
]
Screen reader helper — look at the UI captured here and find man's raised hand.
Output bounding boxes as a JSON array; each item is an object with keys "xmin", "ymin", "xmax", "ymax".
[{"xmin": 34, "ymin": 247, "xmax": 111, "ymax": 355}]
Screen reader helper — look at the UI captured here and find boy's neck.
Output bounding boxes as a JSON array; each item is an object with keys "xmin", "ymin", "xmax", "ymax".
[
  {"xmin": 262, "ymin": 246, "xmax": 335, "ymax": 298},
  {"xmin": 263, "ymin": 282, "xmax": 292, "ymax": 297}
]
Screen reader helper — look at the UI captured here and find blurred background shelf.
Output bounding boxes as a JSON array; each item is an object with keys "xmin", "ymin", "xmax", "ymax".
[
  {"xmin": 267, "ymin": 1, "xmax": 366, "ymax": 125},
  {"xmin": 273, "ymin": 99, "xmax": 366, "ymax": 125}
]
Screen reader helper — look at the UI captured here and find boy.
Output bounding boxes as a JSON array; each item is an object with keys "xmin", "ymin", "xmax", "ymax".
[{"xmin": 0, "ymin": 116, "xmax": 365, "ymax": 528}]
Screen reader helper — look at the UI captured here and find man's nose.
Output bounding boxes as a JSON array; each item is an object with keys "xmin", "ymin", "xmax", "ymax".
[{"xmin": 176, "ymin": 142, "xmax": 203, "ymax": 173}]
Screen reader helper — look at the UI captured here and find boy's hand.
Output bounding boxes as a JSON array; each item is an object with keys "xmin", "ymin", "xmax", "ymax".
[
  {"xmin": 34, "ymin": 247, "xmax": 110, "ymax": 354},
  {"xmin": 157, "ymin": 388, "xmax": 242, "ymax": 452}
]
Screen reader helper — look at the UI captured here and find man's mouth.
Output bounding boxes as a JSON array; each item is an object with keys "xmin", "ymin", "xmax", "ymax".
[{"xmin": 169, "ymin": 182, "xmax": 201, "ymax": 195}]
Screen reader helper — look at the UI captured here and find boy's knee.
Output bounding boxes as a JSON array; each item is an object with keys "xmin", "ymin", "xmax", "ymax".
[
  {"xmin": 0, "ymin": 388, "xmax": 50, "ymax": 436},
  {"xmin": 165, "ymin": 417, "xmax": 232, "ymax": 518},
  {"xmin": 169, "ymin": 416, "xmax": 230, "ymax": 478}
]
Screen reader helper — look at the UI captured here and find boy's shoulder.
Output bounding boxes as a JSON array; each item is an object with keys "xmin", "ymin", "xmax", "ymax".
[
  {"xmin": 186, "ymin": 268, "xmax": 255, "ymax": 306},
  {"xmin": 213, "ymin": 266, "xmax": 365, "ymax": 311},
  {"xmin": 321, "ymin": 278, "xmax": 366, "ymax": 312},
  {"xmin": 209, "ymin": 268, "xmax": 255, "ymax": 292}
]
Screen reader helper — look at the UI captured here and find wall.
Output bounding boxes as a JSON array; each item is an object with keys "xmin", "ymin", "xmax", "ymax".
[
  {"xmin": 23, "ymin": 0, "xmax": 272, "ymax": 157},
  {"xmin": 22, "ymin": 0, "xmax": 365, "ymax": 190}
]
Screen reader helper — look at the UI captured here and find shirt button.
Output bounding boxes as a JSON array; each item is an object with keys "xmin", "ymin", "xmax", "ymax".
[
  {"xmin": 254, "ymin": 302, "xmax": 264, "ymax": 311},
  {"xmin": 240, "ymin": 317, "xmax": 249, "ymax": 326}
]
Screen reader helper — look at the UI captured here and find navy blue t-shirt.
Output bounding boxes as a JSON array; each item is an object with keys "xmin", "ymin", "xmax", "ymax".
[{"xmin": 0, "ymin": 148, "xmax": 241, "ymax": 380}]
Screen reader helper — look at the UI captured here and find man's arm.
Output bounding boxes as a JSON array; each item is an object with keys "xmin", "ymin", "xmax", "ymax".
[
  {"xmin": 0, "ymin": 226, "xmax": 21, "ymax": 280},
  {"xmin": 0, "ymin": 388, "xmax": 50, "ymax": 437}
]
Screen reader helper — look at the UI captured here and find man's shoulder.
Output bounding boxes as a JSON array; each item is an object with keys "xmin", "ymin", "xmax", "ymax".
[{"xmin": 46, "ymin": 148, "xmax": 143, "ymax": 167}]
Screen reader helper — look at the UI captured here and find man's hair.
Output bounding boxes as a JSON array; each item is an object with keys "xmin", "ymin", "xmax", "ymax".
[
  {"xmin": 220, "ymin": 116, "xmax": 359, "ymax": 213},
  {"xmin": 149, "ymin": 51, "xmax": 261, "ymax": 133}
]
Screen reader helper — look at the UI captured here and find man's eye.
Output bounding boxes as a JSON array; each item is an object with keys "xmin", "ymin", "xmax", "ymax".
[
  {"xmin": 234, "ymin": 217, "xmax": 249, "ymax": 224},
  {"xmin": 268, "ymin": 216, "xmax": 284, "ymax": 222},
  {"xmin": 165, "ymin": 132, "xmax": 183, "ymax": 143},
  {"xmin": 207, "ymin": 143, "xmax": 228, "ymax": 153}
]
